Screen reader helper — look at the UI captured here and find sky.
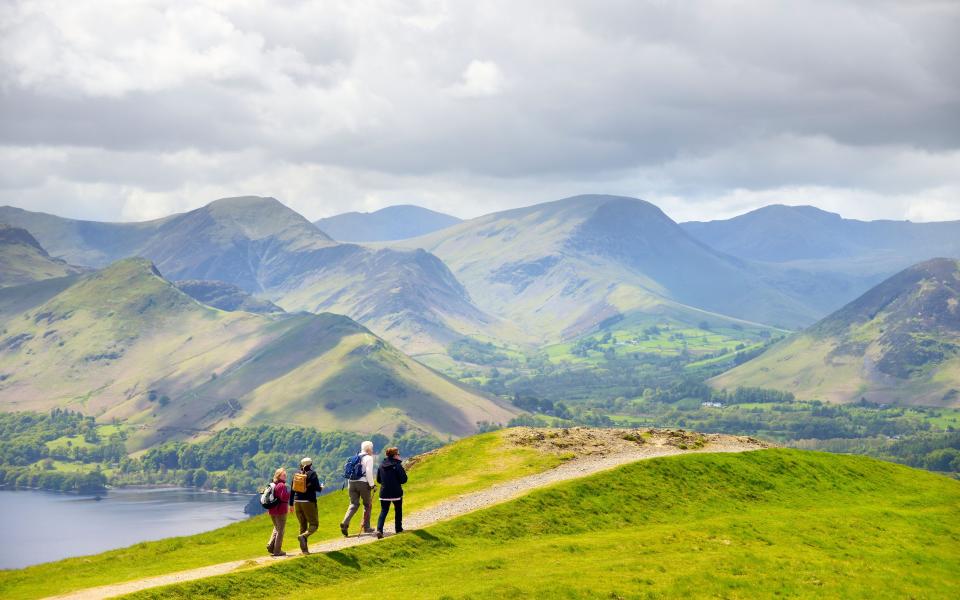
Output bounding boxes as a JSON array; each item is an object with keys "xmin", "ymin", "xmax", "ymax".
[{"xmin": 1, "ymin": 0, "xmax": 959, "ymax": 224}]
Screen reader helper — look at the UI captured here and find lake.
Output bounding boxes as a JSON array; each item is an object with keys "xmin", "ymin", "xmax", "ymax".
[{"xmin": 0, "ymin": 487, "xmax": 250, "ymax": 569}]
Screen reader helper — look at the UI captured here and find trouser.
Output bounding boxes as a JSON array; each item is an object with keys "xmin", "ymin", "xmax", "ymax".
[
  {"xmin": 377, "ymin": 499, "xmax": 403, "ymax": 533},
  {"xmin": 295, "ymin": 501, "xmax": 319, "ymax": 538},
  {"xmin": 341, "ymin": 480, "xmax": 373, "ymax": 530},
  {"xmin": 267, "ymin": 513, "xmax": 286, "ymax": 553}
]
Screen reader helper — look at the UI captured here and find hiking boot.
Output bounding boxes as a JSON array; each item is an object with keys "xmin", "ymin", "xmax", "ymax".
[
  {"xmin": 396, "ymin": 528, "xmax": 404, "ymax": 534},
  {"xmin": 298, "ymin": 534, "xmax": 309, "ymax": 554},
  {"xmin": 340, "ymin": 523, "xmax": 349, "ymax": 537},
  {"xmin": 376, "ymin": 531, "xmax": 383, "ymax": 539},
  {"xmin": 362, "ymin": 527, "xmax": 375, "ymax": 534},
  {"xmin": 272, "ymin": 551, "xmax": 287, "ymax": 557}
]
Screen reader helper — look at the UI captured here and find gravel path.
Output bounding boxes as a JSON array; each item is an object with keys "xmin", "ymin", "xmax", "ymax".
[{"xmin": 47, "ymin": 433, "xmax": 765, "ymax": 600}]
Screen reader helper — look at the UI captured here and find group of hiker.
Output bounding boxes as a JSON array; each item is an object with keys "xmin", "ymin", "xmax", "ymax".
[{"xmin": 262, "ymin": 442, "xmax": 408, "ymax": 556}]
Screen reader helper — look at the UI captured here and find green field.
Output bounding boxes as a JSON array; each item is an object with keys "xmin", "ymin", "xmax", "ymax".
[
  {"xmin": 123, "ymin": 449, "xmax": 960, "ymax": 599},
  {"xmin": 543, "ymin": 319, "xmax": 776, "ymax": 366},
  {"xmin": 0, "ymin": 430, "xmax": 563, "ymax": 600}
]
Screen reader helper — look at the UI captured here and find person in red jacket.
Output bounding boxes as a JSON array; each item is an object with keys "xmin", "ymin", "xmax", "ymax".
[{"xmin": 267, "ymin": 468, "xmax": 291, "ymax": 556}]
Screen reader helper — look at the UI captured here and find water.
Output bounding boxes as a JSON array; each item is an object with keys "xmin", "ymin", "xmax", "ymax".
[{"xmin": 0, "ymin": 487, "xmax": 250, "ymax": 569}]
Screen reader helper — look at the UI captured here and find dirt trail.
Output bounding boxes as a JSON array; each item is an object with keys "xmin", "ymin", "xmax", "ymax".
[{"xmin": 47, "ymin": 429, "xmax": 767, "ymax": 600}]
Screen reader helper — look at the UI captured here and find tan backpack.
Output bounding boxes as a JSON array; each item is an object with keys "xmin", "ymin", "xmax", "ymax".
[{"xmin": 292, "ymin": 471, "xmax": 308, "ymax": 493}]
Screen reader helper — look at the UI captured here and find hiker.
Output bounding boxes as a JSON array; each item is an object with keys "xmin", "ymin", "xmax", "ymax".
[
  {"xmin": 266, "ymin": 468, "xmax": 290, "ymax": 556},
  {"xmin": 376, "ymin": 446, "xmax": 408, "ymax": 539},
  {"xmin": 340, "ymin": 440, "xmax": 376, "ymax": 536},
  {"xmin": 289, "ymin": 457, "xmax": 323, "ymax": 554}
]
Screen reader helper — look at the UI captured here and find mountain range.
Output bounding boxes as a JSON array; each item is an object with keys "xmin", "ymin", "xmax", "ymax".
[
  {"xmin": 3, "ymin": 194, "xmax": 960, "ymax": 428},
  {"xmin": 713, "ymin": 258, "xmax": 960, "ymax": 406},
  {"xmin": 397, "ymin": 195, "xmax": 823, "ymax": 341},
  {"xmin": 315, "ymin": 205, "xmax": 461, "ymax": 242},
  {"xmin": 0, "ymin": 257, "xmax": 517, "ymax": 447},
  {"xmin": 0, "ymin": 198, "xmax": 494, "ymax": 355},
  {"xmin": 683, "ymin": 204, "xmax": 960, "ymax": 274}
]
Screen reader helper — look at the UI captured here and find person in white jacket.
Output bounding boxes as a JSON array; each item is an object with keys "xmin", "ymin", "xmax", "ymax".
[{"xmin": 340, "ymin": 440, "xmax": 377, "ymax": 535}]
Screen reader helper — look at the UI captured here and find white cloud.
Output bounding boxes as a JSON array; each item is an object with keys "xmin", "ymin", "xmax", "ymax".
[
  {"xmin": 448, "ymin": 60, "xmax": 504, "ymax": 98},
  {"xmin": 905, "ymin": 193, "xmax": 960, "ymax": 222}
]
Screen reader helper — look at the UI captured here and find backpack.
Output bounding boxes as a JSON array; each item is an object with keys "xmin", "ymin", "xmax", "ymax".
[
  {"xmin": 292, "ymin": 471, "xmax": 308, "ymax": 494},
  {"xmin": 260, "ymin": 482, "xmax": 280, "ymax": 509},
  {"xmin": 342, "ymin": 454, "xmax": 366, "ymax": 480}
]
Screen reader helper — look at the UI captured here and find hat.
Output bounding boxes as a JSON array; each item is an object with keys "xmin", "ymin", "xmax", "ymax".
[{"xmin": 300, "ymin": 457, "xmax": 312, "ymax": 467}]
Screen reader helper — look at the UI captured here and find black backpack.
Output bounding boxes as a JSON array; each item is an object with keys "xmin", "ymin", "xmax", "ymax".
[
  {"xmin": 260, "ymin": 482, "xmax": 281, "ymax": 509},
  {"xmin": 342, "ymin": 454, "xmax": 366, "ymax": 480}
]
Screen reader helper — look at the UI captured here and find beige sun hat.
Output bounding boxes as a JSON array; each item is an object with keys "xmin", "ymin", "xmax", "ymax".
[{"xmin": 300, "ymin": 457, "xmax": 312, "ymax": 467}]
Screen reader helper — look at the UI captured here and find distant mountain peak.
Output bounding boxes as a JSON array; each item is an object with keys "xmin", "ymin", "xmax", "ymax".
[
  {"xmin": 315, "ymin": 204, "xmax": 461, "ymax": 242},
  {"xmin": 205, "ymin": 195, "xmax": 285, "ymax": 209},
  {"xmin": 745, "ymin": 204, "xmax": 843, "ymax": 221},
  {"xmin": 195, "ymin": 196, "xmax": 332, "ymax": 242}
]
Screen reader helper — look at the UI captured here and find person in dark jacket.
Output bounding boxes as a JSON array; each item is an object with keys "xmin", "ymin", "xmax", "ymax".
[
  {"xmin": 375, "ymin": 447, "xmax": 408, "ymax": 539},
  {"xmin": 289, "ymin": 457, "xmax": 323, "ymax": 554}
]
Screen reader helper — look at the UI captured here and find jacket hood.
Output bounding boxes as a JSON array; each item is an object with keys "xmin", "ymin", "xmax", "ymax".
[{"xmin": 381, "ymin": 456, "xmax": 402, "ymax": 468}]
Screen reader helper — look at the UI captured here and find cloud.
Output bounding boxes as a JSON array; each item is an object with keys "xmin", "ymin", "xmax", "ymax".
[
  {"xmin": 448, "ymin": 60, "xmax": 504, "ymax": 97},
  {"xmin": 0, "ymin": 0, "xmax": 957, "ymax": 222}
]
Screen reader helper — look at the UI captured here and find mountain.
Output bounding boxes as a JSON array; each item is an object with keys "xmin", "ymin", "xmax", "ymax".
[
  {"xmin": 398, "ymin": 195, "xmax": 821, "ymax": 341},
  {"xmin": 0, "ymin": 224, "xmax": 84, "ymax": 287},
  {"xmin": 174, "ymin": 280, "xmax": 284, "ymax": 314},
  {"xmin": 0, "ymin": 198, "xmax": 497, "ymax": 355},
  {"xmin": 0, "ymin": 206, "xmax": 167, "ymax": 267},
  {"xmin": 0, "ymin": 258, "xmax": 520, "ymax": 447},
  {"xmin": 712, "ymin": 258, "xmax": 960, "ymax": 406},
  {"xmin": 315, "ymin": 205, "xmax": 462, "ymax": 242},
  {"xmin": 682, "ymin": 204, "xmax": 960, "ymax": 267},
  {"xmin": 273, "ymin": 246, "xmax": 513, "ymax": 355}
]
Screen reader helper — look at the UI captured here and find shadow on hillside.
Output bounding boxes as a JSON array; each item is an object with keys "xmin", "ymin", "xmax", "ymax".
[{"xmin": 327, "ymin": 551, "xmax": 361, "ymax": 570}]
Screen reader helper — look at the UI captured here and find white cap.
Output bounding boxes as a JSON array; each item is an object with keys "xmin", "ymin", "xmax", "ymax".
[{"xmin": 300, "ymin": 457, "xmax": 312, "ymax": 466}]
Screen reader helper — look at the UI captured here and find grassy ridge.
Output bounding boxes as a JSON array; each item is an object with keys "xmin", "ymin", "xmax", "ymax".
[
  {"xmin": 0, "ymin": 258, "xmax": 517, "ymax": 442},
  {"xmin": 127, "ymin": 449, "xmax": 960, "ymax": 599},
  {"xmin": 0, "ymin": 431, "xmax": 563, "ymax": 600}
]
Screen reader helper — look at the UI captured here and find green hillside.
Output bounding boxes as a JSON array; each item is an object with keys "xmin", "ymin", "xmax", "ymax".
[
  {"xmin": 714, "ymin": 258, "xmax": 960, "ymax": 406},
  {"xmin": 0, "ymin": 258, "xmax": 519, "ymax": 446},
  {"xmin": 0, "ymin": 224, "xmax": 83, "ymax": 287},
  {"xmin": 128, "ymin": 449, "xmax": 959, "ymax": 599},
  {"xmin": 0, "ymin": 429, "xmax": 564, "ymax": 599}
]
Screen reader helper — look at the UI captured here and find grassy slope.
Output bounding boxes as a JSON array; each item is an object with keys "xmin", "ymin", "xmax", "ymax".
[
  {"xmin": 0, "ymin": 244, "xmax": 77, "ymax": 288},
  {"xmin": 713, "ymin": 328, "xmax": 960, "ymax": 408},
  {"xmin": 126, "ymin": 449, "xmax": 960, "ymax": 600},
  {"xmin": 714, "ymin": 259, "xmax": 960, "ymax": 407},
  {"xmin": 0, "ymin": 431, "xmax": 563, "ymax": 600},
  {"xmin": 0, "ymin": 258, "xmax": 517, "ymax": 443}
]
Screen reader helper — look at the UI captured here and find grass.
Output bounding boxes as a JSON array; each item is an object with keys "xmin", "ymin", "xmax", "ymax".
[
  {"xmin": 543, "ymin": 318, "xmax": 773, "ymax": 367},
  {"xmin": 0, "ymin": 430, "xmax": 562, "ymax": 600},
  {"xmin": 122, "ymin": 449, "xmax": 960, "ymax": 599}
]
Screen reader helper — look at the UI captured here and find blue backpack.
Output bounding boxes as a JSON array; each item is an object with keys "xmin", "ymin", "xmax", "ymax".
[{"xmin": 342, "ymin": 454, "xmax": 366, "ymax": 480}]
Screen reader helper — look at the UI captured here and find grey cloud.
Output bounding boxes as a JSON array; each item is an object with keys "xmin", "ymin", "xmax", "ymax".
[{"xmin": 0, "ymin": 0, "xmax": 957, "ymax": 221}]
